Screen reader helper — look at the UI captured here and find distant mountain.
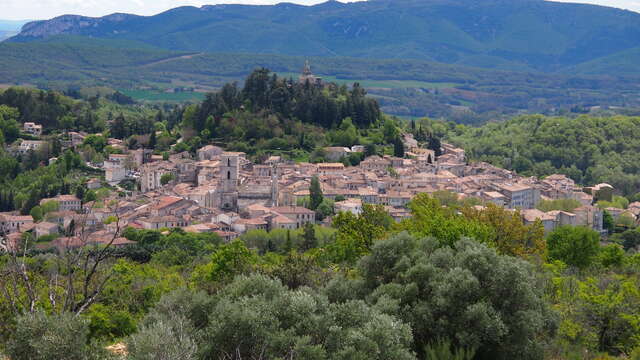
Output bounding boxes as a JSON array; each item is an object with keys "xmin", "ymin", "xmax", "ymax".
[{"xmin": 9, "ymin": 0, "xmax": 640, "ymax": 72}]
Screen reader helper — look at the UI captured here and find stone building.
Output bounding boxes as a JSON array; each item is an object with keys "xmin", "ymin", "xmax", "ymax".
[
  {"xmin": 298, "ymin": 60, "xmax": 322, "ymax": 86},
  {"xmin": 217, "ymin": 152, "xmax": 240, "ymax": 211}
]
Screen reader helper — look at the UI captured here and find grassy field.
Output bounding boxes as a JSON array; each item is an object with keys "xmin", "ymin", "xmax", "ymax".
[
  {"xmin": 277, "ymin": 72, "xmax": 460, "ymax": 89},
  {"xmin": 121, "ymin": 89, "xmax": 206, "ymax": 102}
]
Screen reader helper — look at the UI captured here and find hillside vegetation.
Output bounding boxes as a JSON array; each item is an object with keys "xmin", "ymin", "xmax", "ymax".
[
  {"xmin": 440, "ymin": 114, "xmax": 640, "ymax": 194},
  {"xmin": 2, "ymin": 37, "xmax": 640, "ymax": 122}
]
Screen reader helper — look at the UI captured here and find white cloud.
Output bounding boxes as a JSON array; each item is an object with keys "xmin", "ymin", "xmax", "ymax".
[{"xmin": 0, "ymin": 0, "xmax": 638, "ymax": 21}]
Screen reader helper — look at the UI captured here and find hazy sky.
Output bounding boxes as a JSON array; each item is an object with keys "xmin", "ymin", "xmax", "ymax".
[{"xmin": 1, "ymin": 0, "xmax": 639, "ymax": 21}]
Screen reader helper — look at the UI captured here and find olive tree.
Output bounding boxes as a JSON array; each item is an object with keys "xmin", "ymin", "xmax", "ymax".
[
  {"xmin": 133, "ymin": 275, "xmax": 416, "ymax": 360},
  {"xmin": 325, "ymin": 232, "xmax": 557, "ymax": 360},
  {"xmin": 5, "ymin": 311, "xmax": 109, "ymax": 360}
]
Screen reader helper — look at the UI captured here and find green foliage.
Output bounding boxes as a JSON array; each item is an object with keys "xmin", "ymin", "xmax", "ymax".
[
  {"xmin": 29, "ymin": 205, "xmax": 43, "ymax": 222},
  {"xmin": 461, "ymin": 203, "xmax": 546, "ymax": 258},
  {"xmin": 192, "ymin": 240, "xmax": 257, "ymax": 287},
  {"xmin": 598, "ymin": 195, "xmax": 630, "ymax": 210},
  {"xmin": 603, "ymin": 210, "xmax": 615, "ymax": 234},
  {"xmin": 188, "ymin": 69, "xmax": 379, "ymax": 137},
  {"xmin": 393, "ymin": 136, "xmax": 405, "ymax": 157},
  {"xmin": 86, "ymin": 304, "xmax": 136, "ymax": 341},
  {"xmin": 301, "ymin": 222, "xmax": 317, "ymax": 252},
  {"xmin": 120, "ymin": 228, "xmax": 221, "ymax": 265},
  {"xmin": 0, "ymin": 104, "xmax": 21, "ymax": 145},
  {"xmin": 537, "ymin": 198, "xmax": 582, "ymax": 213},
  {"xmin": 619, "ymin": 229, "xmax": 640, "ymax": 251},
  {"xmin": 429, "ymin": 190, "xmax": 460, "ymax": 207},
  {"xmin": 551, "ymin": 274, "xmax": 640, "ymax": 354},
  {"xmin": 5, "ymin": 311, "xmax": 106, "ymax": 360},
  {"xmin": 327, "ymin": 203, "xmax": 393, "ymax": 264},
  {"xmin": 159, "ymin": 172, "xmax": 174, "ymax": 185},
  {"xmin": 597, "ymin": 244, "xmax": 625, "ymax": 268},
  {"xmin": 40, "ymin": 200, "xmax": 59, "ymax": 214},
  {"xmin": 547, "ymin": 226, "xmax": 600, "ymax": 269},
  {"xmin": 326, "ymin": 233, "xmax": 557, "ymax": 359},
  {"xmin": 126, "ymin": 290, "xmax": 204, "ymax": 360},
  {"xmin": 159, "ymin": 274, "xmax": 417, "ymax": 360},
  {"xmin": 401, "ymin": 193, "xmax": 493, "ymax": 247},
  {"xmin": 424, "ymin": 339, "xmax": 476, "ymax": 360},
  {"xmin": 315, "ymin": 198, "xmax": 335, "ymax": 221},
  {"xmin": 309, "ymin": 175, "xmax": 323, "ymax": 211}
]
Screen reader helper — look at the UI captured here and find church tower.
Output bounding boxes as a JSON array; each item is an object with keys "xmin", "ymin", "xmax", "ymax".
[
  {"xmin": 270, "ymin": 163, "xmax": 279, "ymax": 207},
  {"xmin": 218, "ymin": 152, "xmax": 239, "ymax": 211}
]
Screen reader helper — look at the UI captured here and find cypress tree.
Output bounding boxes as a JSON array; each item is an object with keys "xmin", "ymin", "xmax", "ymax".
[
  {"xmin": 393, "ymin": 137, "xmax": 405, "ymax": 158},
  {"xmin": 149, "ymin": 129, "xmax": 157, "ymax": 149},
  {"xmin": 309, "ymin": 176, "xmax": 323, "ymax": 211}
]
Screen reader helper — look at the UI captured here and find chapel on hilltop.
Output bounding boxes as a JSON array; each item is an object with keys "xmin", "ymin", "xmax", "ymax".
[{"xmin": 298, "ymin": 60, "xmax": 323, "ymax": 86}]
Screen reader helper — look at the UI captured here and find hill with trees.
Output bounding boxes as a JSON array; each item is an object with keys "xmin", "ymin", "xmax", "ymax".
[
  {"xmin": 2, "ymin": 36, "xmax": 640, "ymax": 122},
  {"xmin": 429, "ymin": 114, "xmax": 640, "ymax": 195}
]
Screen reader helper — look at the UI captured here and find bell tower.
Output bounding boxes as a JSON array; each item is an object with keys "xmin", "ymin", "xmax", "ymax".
[{"xmin": 219, "ymin": 152, "xmax": 239, "ymax": 211}]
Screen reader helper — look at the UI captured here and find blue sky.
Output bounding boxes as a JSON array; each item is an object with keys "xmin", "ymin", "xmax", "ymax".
[{"xmin": 1, "ymin": 0, "xmax": 639, "ymax": 21}]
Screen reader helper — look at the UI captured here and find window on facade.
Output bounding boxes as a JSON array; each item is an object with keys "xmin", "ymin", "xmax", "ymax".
[{"xmin": 227, "ymin": 171, "xmax": 231, "ymax": 180}]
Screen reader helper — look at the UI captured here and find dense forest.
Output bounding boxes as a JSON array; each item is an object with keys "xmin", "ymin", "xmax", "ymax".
[{"xmin": 185, "ymin": 68, "xmax": 380, "ymax": 132}]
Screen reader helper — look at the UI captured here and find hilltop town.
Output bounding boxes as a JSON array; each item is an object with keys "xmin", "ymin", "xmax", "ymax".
[
  {"xmin": 1, "ymin": 123, "xmax": 626, "ymax": 252},
  {"xmin": 1, "ymin": 64, "xmax": 636, "ymax": 255}
]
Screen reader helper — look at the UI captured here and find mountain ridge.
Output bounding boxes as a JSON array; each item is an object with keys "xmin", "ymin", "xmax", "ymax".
[{"xmin": 10, "ymin": 0, "xmax": 640, "ymax": 73}]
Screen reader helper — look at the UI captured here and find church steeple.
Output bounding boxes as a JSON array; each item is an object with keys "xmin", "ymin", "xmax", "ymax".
[{"xmin": 302, "ymin": 60, "xmax": 312, "ymax": 76}]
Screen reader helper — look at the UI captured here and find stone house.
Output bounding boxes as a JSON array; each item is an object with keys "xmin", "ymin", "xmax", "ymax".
[
  {"xmin": 271, "ymin": 206, "xmax": 316, "ymax": 229},
  {"xmin": 324, "ymin": 147, "xmax": 352, "ymax": 162},
  {"xmin": 197, "ymin": 145, "xmax": 223, "ymax": 161},
  {"xmin": 40, "ymin": 195, "xmax": 82, "ymax": 212},
  {"xmin": 0, "ymin": 213, "xmax": 34, "ymax": 234},
  {"xmin": 35, "ymin": 222, "xmax": 59, "ymax": 238}
]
